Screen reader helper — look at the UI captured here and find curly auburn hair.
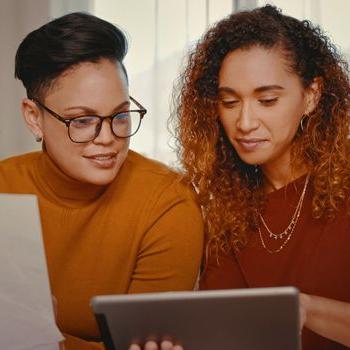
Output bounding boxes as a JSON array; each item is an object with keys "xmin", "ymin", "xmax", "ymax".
[{"xmin": 172, "ymin": 5, "xmax": 350, "ymax": 252}]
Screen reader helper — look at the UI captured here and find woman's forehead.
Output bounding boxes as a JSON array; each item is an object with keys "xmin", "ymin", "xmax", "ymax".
[
  {"xmin": 218, "ymin": 46, "xmax": 300, "ymax": 93},
  {"xmin": 43, "ymin": 60, "xmax": 128, "ymax": 110}
]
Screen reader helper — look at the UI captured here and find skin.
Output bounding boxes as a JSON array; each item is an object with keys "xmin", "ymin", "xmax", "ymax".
[
  {"xmin": 22, "ymin": 58, "xmax": 130, "ymax": 186},
  {"xmin": 217, "ymin": 46, "xmax": 319, "ymax": 190},
  {"xmin": 130, "ymin": 341, "xmax": 183, "ymax": 350},
  {"xmin": 300, "ymin": 293, "xmax": 350, "ymax": 346}
]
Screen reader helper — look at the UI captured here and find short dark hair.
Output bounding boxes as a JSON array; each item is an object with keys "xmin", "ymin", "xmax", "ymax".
[{"xmin": 15, "ymin": 12, "xmax": 128, "ymax": 99}]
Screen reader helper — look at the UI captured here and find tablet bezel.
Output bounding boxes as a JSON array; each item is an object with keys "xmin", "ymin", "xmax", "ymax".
[{"xmin": 91, "ymin": 286, "xmax": 300, "ymax": 350}]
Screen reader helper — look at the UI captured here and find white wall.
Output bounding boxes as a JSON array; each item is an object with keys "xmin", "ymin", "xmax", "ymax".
[
  {"xmin": 0, "ymin": 0, "xmax": 50, "ymax": 159},
  {"xmin": 258, "ymin": 0, "xmax": 350, "ymax": 54},
  {"xmin": 0, "ymin": 0, "xmax": 91, "ymax": 160},
  {"xmin": 2, "ymin": 0, "xmax": 349, "ymax": 161}
]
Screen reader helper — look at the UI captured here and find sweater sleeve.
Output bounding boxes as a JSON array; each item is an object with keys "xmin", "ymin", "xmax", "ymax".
[
  {"xmin": 128, "ymin": 181, "xmax": 204, "ymax": 293},
  {"xmin": 63, "ymin": 333, "xmax": 104, "ymax": 350}
]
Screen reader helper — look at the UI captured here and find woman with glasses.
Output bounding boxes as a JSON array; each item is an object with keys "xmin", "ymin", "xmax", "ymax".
[{"xmin": 0, "ymin": 12, "xmax": 203, "ymax": 350}]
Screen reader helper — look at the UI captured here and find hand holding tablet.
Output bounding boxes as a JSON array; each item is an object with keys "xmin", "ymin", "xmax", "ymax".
[
  {"xmin": 129, "ymin": 340, "xmax": 183, "ymax": 350},
  {"xmin": 91, "ymin": 287, "xmax": 300, "ymax": 350}
]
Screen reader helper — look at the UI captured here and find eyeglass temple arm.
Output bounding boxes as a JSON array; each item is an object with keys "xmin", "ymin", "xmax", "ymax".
[
  {"xmin": 31, "ymin": 99, "xmax": 70, "ymax": 126},
  {"xmin": 130, "ymin": 96, "xmax": 147, "ymax": 113}
]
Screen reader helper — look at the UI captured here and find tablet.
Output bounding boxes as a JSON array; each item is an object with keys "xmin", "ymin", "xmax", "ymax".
[{"xmin": 91, "ymin": 286, "xmax": 300, "ymax": 350}]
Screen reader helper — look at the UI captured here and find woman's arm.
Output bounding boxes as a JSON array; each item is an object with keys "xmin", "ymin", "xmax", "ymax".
[
  {"xmin": 62, "ymin": 334, "xmax": 104, "ymax": 350},
  {"xmin": 127, "ymin": 183, "xmax": 204, "ymax": 294},
  {"xmin": 300, "ymin": 293, "xmax": 350, "ymax": 346}
]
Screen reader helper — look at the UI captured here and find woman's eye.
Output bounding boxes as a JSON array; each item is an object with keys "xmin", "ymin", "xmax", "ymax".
[
  {"xmin": 259, "ymin": 97, "xmax": 278, "ymax": 106},
  {"xmin": 220, "ymin": 100, "xmax": 239, "ymax": 108},
  {"xmin": 115, "ymin": 112, "xmax": 129, "ymax": 120},
  {"xmin": 70, "ymin": 116, "xmax": 98, "ymax": 128}
]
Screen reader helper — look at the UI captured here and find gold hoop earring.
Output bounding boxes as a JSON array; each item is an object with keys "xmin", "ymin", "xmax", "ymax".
[{"xmin": 300, "ymin": 115, "xmax": 308, "ymax": 132}]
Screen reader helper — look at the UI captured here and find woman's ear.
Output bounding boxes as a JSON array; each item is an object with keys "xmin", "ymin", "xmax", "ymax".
[
  {"xmin": 304, "ymin": 77, "xmax": 322, "ymax": 115},
  {"xmin": 22, "ymin": 98, "xmax": 44, "ymax": 140}
]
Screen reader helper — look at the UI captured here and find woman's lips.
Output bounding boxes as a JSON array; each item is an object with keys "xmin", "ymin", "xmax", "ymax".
[
  {"xmin": 236, "ymin": 138, "xmax": 267, "ymax": 151},
  {"xmin": 84, "ymin": 153, "xmax": 117, "ymax": 168}
]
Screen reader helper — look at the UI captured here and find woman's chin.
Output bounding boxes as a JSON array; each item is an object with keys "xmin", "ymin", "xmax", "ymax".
[{"xmin": 83, "ymin": 169, "xmax": 120, "ymax": 186}]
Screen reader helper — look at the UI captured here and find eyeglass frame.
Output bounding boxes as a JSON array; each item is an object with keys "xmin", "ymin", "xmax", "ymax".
[{"xmin": 32, "ymin": 96, "xmax": 147, "ymax": 143}]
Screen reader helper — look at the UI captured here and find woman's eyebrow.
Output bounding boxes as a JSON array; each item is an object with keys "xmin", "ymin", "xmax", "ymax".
[
  {"xmin": 254, "ymin": 85, "xmax": 284, "ymax": 93},
  {"xmin": 218, "ymin": 85, "xmax": 284, "ymax": 95},
  {"xmin": 217, "ymin": 87, "xmax": 238, "ymax": 95},
  {"xmin": 63, "ymin": 100, "xmax": 130, "ymax": 114}
]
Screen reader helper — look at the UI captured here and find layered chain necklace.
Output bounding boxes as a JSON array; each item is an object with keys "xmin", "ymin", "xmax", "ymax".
[{"xmin": 258, "ymin": 174, "xmax": 310, "ymax": 254}]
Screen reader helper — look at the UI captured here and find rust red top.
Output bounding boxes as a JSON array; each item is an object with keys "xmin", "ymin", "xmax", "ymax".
[{"xmin": 200, "ymin": 176, "xmax": 350, "ymax": 350}]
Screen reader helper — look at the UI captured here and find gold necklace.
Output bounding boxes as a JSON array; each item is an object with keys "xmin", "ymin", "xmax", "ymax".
[{"xmin": 258, "ymin": 174, "xmax": 310, "ymax": 254}]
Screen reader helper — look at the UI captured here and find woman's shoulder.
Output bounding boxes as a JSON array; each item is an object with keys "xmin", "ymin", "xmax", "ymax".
[
  {"xmin": 126, "ymin": 150, "xmax": 177, "ymax": 176},
  {"xmin": 123, "ymin": 150, "xmax": 184, "ymax": 187},
  {"xmin": 0, "ymin": 151, "xmax": 42, "ymax": 176},
  {"xmin": 0, "ymin": 151, "xmax": 42, "ymax": 168},
  {"xmin": 115, "ymin": 150, "xmax": 197, "ymax": 204},
  {"xmin": 0, "ymin": 151, "xmax": 42, "ymax": 192}
]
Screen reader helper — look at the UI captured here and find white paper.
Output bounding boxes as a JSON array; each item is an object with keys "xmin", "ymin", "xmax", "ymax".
[{"xmin": 0, "ymin": 194, "xmax": 64, "ymax": 350}]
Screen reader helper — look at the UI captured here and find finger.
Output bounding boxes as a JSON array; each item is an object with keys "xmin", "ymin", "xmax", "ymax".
[
  {"xmin": 145, "ymin": 341, "xmax": 158, "ymax": 350},
  {"xmin": 129, "ymin": 345, "xmax": 141, "ymax": 350},
  {"xmin": 160, "ymin": 340, "xmax": 174, "ymax": 350},
  {"xmin": 173, "ymin": 345, "xmax": 184, "ymax": 350}
]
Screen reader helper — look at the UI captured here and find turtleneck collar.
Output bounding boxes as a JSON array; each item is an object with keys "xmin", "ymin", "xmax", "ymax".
[{"xmin": 35, "ymin": 151, "xmax": 107, "ymax": 208}]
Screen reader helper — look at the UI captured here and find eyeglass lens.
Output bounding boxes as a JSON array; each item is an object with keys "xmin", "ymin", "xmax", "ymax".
[{"xmin": 68, "ymin": 112, "xmax": 141, "ymax": 142}]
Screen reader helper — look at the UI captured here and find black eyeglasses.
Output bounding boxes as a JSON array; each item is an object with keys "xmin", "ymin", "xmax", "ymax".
[{"xmin": 32, "ymin": 96, "xmax": 147, "ymax": 143}]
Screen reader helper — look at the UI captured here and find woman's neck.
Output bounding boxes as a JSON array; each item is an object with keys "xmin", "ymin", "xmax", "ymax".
[
  {"xmin": 36, "ymin": 151, "xmax": 107, "ymax": 207},
  {"xmin": 261, "ymin": 158, "xmax": 307, "ymax": 193}
]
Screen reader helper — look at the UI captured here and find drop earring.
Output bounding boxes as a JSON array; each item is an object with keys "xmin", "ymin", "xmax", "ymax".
[{"xmin": 300, "ymin": 115, "xmax": 308, "ymax": 132}]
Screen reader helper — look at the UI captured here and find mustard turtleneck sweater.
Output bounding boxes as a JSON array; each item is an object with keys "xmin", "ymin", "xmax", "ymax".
[{"xmin": 0, "ymin": 150, "xmax": 204, "ymax": 350}]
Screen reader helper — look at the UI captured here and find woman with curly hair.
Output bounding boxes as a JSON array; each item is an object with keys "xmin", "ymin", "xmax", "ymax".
[{"xmin": 172, "ymin": 4, "xmax": 350, "ymax": 350}]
